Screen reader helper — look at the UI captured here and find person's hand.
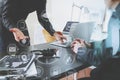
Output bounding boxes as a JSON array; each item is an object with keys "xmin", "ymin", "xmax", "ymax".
[
  {"xmin": 9, "ymin": 28, "xmax": 28, "ymax": 42},
  {"xmin": 71, "ymin": 38, "xmax": 86, "ymax": 47},
  {"xmin": 71, "ymin": 38, "xmax": 92, "ymax": 48},
  {"xmin": 71, "ymin": 39, "xmax": 85, "ymax": 53},
  {"xmin": 53, "ymin": 31, "xmax": 67, "ymax": 43}
]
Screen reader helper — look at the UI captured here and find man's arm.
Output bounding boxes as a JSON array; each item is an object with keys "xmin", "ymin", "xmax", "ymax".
[
  {"xmin": 36, "ymin": 0, "xmax": 66, "ymax": 42},
  {"xmin": 76, "ymin": 47, "xmax": 105, "ymax": 66},
  {"xmin": 2, "ymin": 0, "xmax": 27, "ymax": 42},
  {"xmin": 36, "ymin": 0, "xmax": 55, "ymax": 36},
  {"xmin": 2, "ymin": 0, "xmax": 16, "ymax": 30},
  {"xmin": 71, "ymin": 39, "xmax": 113, "ymax": 66}
]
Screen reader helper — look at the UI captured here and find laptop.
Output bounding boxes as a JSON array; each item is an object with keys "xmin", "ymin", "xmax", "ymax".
[
  {"xmin": 69, "ymin": 22, "xmax": 95, "ymax": 42},
  {"xmin": 50, "ymin": 21, "xmax": 79, "ymax": 47},
  {"xmin": 62, "ymin": 21, "xmax": 79, "ymax": 35}
]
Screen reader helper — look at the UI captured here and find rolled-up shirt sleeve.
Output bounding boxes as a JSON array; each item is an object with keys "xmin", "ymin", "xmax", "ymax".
[
  {"xmin": 2, "ymin": 0, "xmax": 16, "ymax": 30},
  {"xmin": 76, "ymin": 45, "xmax": 113, "ymax": 66},
  {"xmin": 36, "ymin": 0, "xmax": 55, "ymax": 36},
  {"xmin": 76, "ymin": 47, "xmax": 102, "ymax": 66}
]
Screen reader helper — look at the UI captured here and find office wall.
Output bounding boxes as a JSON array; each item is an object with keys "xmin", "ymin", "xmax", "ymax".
[
  {"xmin": 48, "ymin": 0, "xmax": 105, "ymax": 30},
  {"xmin": 26, "ymin": 12, "xmax": 45, "ymax": 45},
  {"xmin": 47, "ymin": 0, "xmax": 73, "ymax": 31},
  {"xmin": 26, "ymin": 0, "xmax": 105, "ymax": 45}
]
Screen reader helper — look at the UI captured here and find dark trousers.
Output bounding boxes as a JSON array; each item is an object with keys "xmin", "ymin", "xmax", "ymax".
[{"xmin": 79, "ymin": 57, "xmax": 120, "ymax": 80}]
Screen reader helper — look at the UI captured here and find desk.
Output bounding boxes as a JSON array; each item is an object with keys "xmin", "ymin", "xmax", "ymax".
[
  {"xmin": 0, "ymin": 43, "xmax": 89, "ymax": 80},
  {"xmin": 27, "ymin": 43, "xmax": 89, "ymax": 80}
]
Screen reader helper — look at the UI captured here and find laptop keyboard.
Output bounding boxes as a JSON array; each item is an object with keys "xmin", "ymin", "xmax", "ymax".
[{"xmin": 50, "ymin": 41, "xmax": 71, "ymax": 47}]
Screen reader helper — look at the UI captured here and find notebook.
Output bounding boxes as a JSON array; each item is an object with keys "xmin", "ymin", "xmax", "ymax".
[{"xmin": 50, "ymin": 21, "xmax": 79, "ymax": 47}]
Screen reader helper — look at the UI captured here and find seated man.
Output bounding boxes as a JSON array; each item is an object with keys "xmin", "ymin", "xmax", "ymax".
[{"xmin": 71, "ymin": 0, "xmax": 120, "ymax": 80}]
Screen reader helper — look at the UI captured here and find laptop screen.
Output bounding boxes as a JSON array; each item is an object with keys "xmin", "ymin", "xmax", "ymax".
[
  {"xmin": 63, "ymin": 21, "xmax": 79, "ymax": 34},
  {"xmin": 70, "ymin": 22, "xmax": 95, "ymax": 42}
]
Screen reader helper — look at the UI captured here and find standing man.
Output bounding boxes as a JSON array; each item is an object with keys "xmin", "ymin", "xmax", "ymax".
[{"xmin": 0, "ymin": 0, "xmax": 66, "ymax": 54}]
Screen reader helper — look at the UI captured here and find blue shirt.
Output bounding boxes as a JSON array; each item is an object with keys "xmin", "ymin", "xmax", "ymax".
[{"xmin": 106, "ymin": 3, "xmax": 120, "ymax": 55}]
